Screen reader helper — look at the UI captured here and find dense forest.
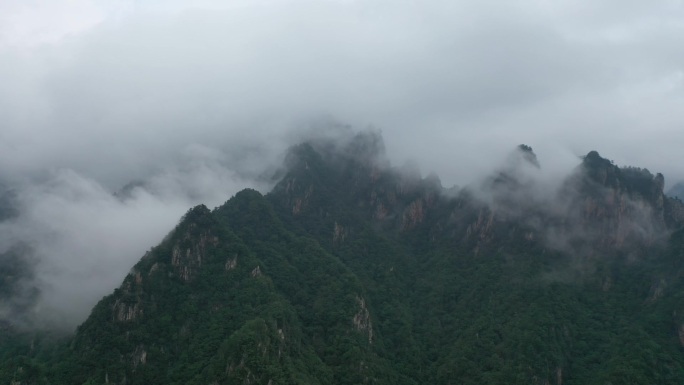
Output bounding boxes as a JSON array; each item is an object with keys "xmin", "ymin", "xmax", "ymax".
[{"xmin": 3, "ymin": 131, "xmax": 684, "ymax": 384}]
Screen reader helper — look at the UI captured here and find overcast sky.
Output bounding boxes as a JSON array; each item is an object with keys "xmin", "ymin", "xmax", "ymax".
[
  {"xmin": 1, "ymin": 0, "xmax": 684, "ymax": 329},
  {"xmin": 3, "ymin": 0, "xmax": 684, "ymax": 186}
]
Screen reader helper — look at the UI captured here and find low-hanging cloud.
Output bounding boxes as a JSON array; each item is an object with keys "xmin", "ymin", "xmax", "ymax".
[
  {"xmin": 1, "ymin": 0, "xmax": 684, "ymax": 329},
  {"xmin": 3, "ymin": 0, "xmax": 684, "ymax": 186},
  {"xmin": 0, "ymin": 143, "xmax": 273, "ymax": 330},
  {"xmin": 471, "ymin": 146, "xmax": 676, "ymax": 275}
]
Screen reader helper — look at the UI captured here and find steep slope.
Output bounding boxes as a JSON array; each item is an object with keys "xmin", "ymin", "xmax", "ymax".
[
  {"xmin": 267, "ymin": 132, "xmax": 684, "ymax": 384},
  {"xmin": 3, "ymin": 130, "xmax": 684, "ymax": 384},
  {"xmin": 17, "ymin": 190, "xmax": 406, "ymax": 385}
]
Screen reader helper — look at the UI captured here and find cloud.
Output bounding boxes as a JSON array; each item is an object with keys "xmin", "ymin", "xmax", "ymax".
[
  {"xmin": 0, "ymin": 142, "xmax": 272, "ymax": 330},
  {"xmin": 2, "ymin": 0, "xmax": 683, "ymax": 185},
  {"xmin": 1, "ymin": 0, "xmax": 683, "ymax": 329}
]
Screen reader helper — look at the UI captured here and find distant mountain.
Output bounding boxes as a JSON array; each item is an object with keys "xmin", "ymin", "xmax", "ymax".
[
  {"xmin": 3, "ymin": 131, "xmax": 684, "ymax": 384},
  {"xmin": 667, "ymin": 181, "xmax": 684, "ymax": 201}
]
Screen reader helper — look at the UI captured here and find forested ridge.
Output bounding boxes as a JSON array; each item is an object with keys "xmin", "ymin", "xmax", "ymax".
[{"xmin": 3, "ymin": 131, "xmax": 684, "ymax": 384}]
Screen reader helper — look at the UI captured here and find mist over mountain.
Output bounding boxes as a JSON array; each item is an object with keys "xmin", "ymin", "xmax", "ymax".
[
  {"xmin": 0, "ymin": 124, "xmax": 388, "ymax": 330},
  {"xmin": 3, "ymin": 0, "xmax": 684, "ymax": 187},
  {"xmin": 4, "ymin": 129, "xmax": 683, "ymax": 383},
  {"xmin": 2, "ymin": 127, "xmax": 683, "ymax": 332},
  {"xmin": 668, "ymin": 182, "xmax": 684, "ymax": 201},
  {"xmin": 3, "ymin": 1, "xmax": 684, "ymax": 383}
]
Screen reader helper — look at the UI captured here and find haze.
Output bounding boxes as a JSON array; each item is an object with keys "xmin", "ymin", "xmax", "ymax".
[{"xmin": 1, "ymin": 0, "xmax": 683, "ymax": 329}]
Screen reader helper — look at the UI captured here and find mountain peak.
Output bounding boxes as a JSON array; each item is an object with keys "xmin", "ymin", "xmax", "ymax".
[
  {"xmin": 581, "ymin": 150, "xmax": 613, "ymax": 171},
  {"xmin": 516, "ymin": 144, "xmax": 540, "ymax": 168},
  {"xmin": 282, "ymin": 129, "xmax": 388, "ymax": 177},
  {"xmin": 8, "ymin": 136, "xmax": 684, "ymax": 384},
  {"xmin": 578, "ymin": 150, "xmax": 667, "ymax": 201},
  {"xmin": 346, "ymin": 129, "xmax": 386, "ymax": 162}
]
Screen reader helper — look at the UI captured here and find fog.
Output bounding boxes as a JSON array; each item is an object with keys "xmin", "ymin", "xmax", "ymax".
[
  {"xmin": 1, "ymin": 0, "xmax": 683, "ymax": 329},
  {"xmin": 0, "ymin": 147, "xmax": 270, "ymax": 329}
]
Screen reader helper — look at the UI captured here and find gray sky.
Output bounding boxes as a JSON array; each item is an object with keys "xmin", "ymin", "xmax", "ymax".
[
  {"xmin": 2, "ymin": 0, "xmax": 684, "ymax": 186},
  {"xmin": 1, "ymin": 0, "xmax": 683, "ymax": 329}
]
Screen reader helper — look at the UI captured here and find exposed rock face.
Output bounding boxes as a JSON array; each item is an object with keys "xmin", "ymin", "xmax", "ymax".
[
  {"xmin": 401, "ymin": 199, "xmax": 425, "ymax": 230},
  {"xmin": 557, "ymin": 151, "xmax": 683, "ymax": 253},
  {"xmin": 292, "ymin": 198, "xmax": 303, "ymax": 215},
  {"xmin": 170, "ymin": 230, "xmax": 219, "ymax": 282},
  {"xmin": 132, "ymin": 345, "xmax": 147, "ymax": 367},
  {"xmin": 465, "ymin": 208, "xmax": 496, "ymax": 242},
  {"xmin": 333, "ymin": 222, "xmax": 348, "ymax": 244},
  {"xmin": 281, "ymin": 179, "xmax": 313, "ymax": 216},
  {"xmin": 353, "ymin": 296, "xmax": 373, "ymax": 344},
  {"xmin": 147, "ymin": 262, "xmax": 158, "ymax": 275},
  {"xmin": 273, "ymin": 135, "xmax": 684, "ymax": 268},
  {"xmin": 113, "ymin": 299, "xmax": 143, "ymax": 322},
  {"xmin": 251, "ymin": 266, "xmax": 262, "ymax": 278},
  {"xmin": 106, "ymin": 205, "xmax": 224, "ymax": 327},
  {"xmin": 225, "ymin": 255, "xmax": 238, "ymax": 271}
]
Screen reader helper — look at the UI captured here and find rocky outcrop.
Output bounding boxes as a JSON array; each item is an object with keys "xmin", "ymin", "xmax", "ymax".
[
  {"xmin": 543, "ymin": 150, "xmax": 683, "ymax": 257},
  {"xmin": 333, "ymin": 222, "xmax": 348, "ymax": 244},
  {"xmin": 251, "ymin": 266, "xmax": 262, "ymax": 278},
  {"xmin": 132, "ymin": 345, "xmax": 147, "ymax": 367},
  {"xmin": 170, "ymin": 230, "xmax": 219, "ymax": 282},
  {"xmin": 225, "ymin": 255, "xmax": 238, "ymax": 271},
  {"xmin": 401, "ymin": 199, "xmax": 425, "ymax": 230},
  {"xmin": 353, "ymin": 296, "xmax": 373, "ymax": 344},
  {"xmin": 465, "ymin": 208, "xmax": 496, "ymax": 242},
  {"xmin": 113, "ymin": 299, "xmax": 143, "ymax": 322}
]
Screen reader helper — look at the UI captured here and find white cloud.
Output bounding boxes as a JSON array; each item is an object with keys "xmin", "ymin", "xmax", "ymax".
[{"xmin": 2, "ymin": 0, "xmax": 684, "ymax": 329}]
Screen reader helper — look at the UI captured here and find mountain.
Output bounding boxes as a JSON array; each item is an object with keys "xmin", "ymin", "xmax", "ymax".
[
  {"xmin": 3, "ymin": 130, "xmax": 684, "ymax": 384},
  {"xmin": 667, "ymin": 181, "xmax": 684, "ymax": 201}
]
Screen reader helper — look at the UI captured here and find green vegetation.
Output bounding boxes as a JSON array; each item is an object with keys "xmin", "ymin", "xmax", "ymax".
[{"xmin": 2, "ymin": 134, "xmax": 684, "ymax": 384}]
